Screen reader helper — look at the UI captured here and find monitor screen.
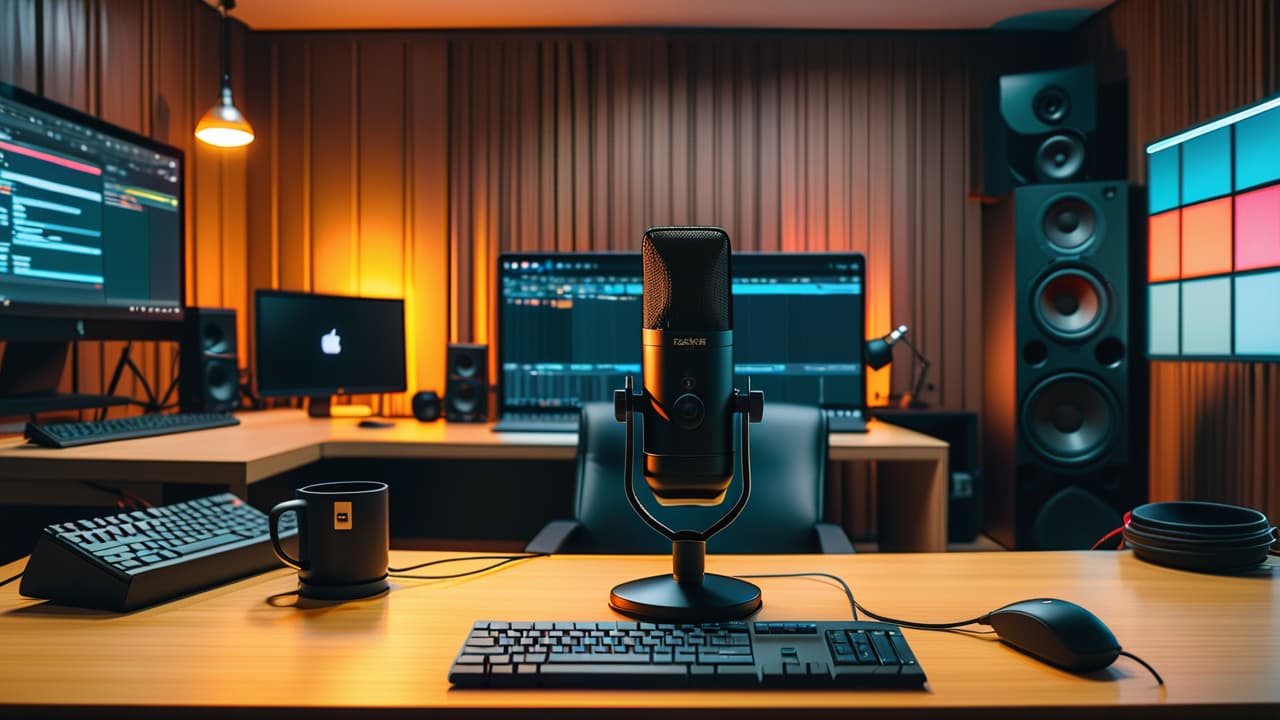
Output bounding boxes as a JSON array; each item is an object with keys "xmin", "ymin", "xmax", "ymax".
[
  {"xmin": 254, "ymin": 290, "xmax": 407, "ymax": 397},
  {"xmin": 0, "ymin": 81, "xmax": 184, "ymax": 339},
  {"xmin": 1145, "ymin": 93, "xmax": 1280, "ymax": 361},
  {"xmin": 497, "ymin": 251, "xmax": 865, "ymax": 414}
]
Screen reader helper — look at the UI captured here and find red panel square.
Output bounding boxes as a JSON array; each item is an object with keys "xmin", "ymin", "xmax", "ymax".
[
  {"xmin": 1148, "ymin": 210, "xmax": 1181, "ymax": 282},
  {"xmin": 1180, "ymin": 197, "xmax": 1234, "ymax": 278},
  {"xmin": 1235, "ymin": 184, "xmax": 1280, "ymax": 271}
]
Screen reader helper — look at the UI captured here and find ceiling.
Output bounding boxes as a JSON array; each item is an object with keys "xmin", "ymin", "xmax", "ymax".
[{"xmin": 214, "ymin": 0, "xmax": 1115, "ymax": 32}]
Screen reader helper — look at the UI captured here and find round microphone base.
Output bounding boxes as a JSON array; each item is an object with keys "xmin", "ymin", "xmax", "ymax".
[{"xmin": 609, "ymin": 573, "xmax": 761, "ymax": 622}]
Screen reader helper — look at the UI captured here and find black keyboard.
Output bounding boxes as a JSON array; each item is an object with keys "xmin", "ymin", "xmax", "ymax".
[
  {"xmin": 24, "ymin": 412, "xmax": 241, "ymax": 448},
  {"xmin": 19, "ymin": 493, "xmax": 297, "ymax": 611},
  {"xmin": 449, "ymin": 620, "xmax": 926, "ymax": 688},
  {"xmin": 826, "ymin": 407, "xmax": 868, "ymax": 433},
  {"xmin": 493, "ymin": 411, "xmax": 579, "ymax": 433}
]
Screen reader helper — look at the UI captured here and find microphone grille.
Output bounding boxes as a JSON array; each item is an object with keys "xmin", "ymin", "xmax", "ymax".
[{"xmin": 641, "ymin": 227, "xmax": 732, "ymax": 331}]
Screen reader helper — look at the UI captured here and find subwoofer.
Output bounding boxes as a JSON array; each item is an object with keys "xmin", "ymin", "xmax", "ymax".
[
  {"xmin": 179, "ymin": 308, "xmax": 239, "ymax": 414},
  {"xmin": 984, "ymin": 64, "xmax": 1097, "ymax": 197},
  {"xmin": 981, "ymin": 181, "xmax": 1146, "ymax": 549},
  {"xmin": 445, "ymin": 344, "xmax": 488, "ymax": 422}
]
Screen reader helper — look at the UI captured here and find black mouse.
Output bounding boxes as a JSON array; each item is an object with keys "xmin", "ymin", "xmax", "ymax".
[
  {"xmin": 981, "ymin": 598, "xmax": 1121, "ymax": 672},
  {"xmin": 357, "ymin": 419, "xmax": 395, "ymax": 429}
]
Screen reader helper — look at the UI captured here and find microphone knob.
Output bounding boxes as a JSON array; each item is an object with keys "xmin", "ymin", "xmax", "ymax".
[{"xmin": 673, "ymin": 393, "xmax": 705, "ymax": 430}]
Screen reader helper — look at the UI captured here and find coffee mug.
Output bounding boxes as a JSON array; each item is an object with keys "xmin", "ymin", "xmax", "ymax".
[{"xmin": 269, "ymin": 481, "xmax": 390, "ymax": 600}]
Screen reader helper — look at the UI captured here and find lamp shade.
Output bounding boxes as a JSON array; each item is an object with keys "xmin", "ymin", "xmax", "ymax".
[{"xmin": 195, "ymin": 87, "xmax": 254, "ymax": 148}]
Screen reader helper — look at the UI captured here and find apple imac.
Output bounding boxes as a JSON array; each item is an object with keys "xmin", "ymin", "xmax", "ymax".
[
  {"xmin": 0, "ymin": 81, "xmax": 185, "ymax": 416},
  {"xmin": 253, "ymin": 290, "xmax": 407, "ymax": 417}
]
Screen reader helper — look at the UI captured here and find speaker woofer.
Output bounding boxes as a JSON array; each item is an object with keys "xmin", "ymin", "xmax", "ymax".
[
  {"xmin": 454, "ymin": 353, "xmax": 477, "ymax": 378},
  {"xmin": 1033, "ymin": 86, "xmax": 1070, "ymax": 125},
  {"xmin": 206, "ymin": 361, "xmax": 238, "ymax": 403},
  {"xmin": 1035, "ymin": 133, "xmax": 1086, "ymax": 182},
  {"xmin": 1032, "ymin": 268, "xmax": 1108, "ymax": 341},
  {"xmin": 1021, "ymin": 373, "xmax": 1118, "ymax": 465},
  {"xmin": 1041, "ymin": 195, "xmax": 1097, "ymax": 252}
]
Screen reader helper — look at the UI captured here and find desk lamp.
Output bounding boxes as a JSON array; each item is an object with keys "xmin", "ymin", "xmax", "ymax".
[{"xmin": 866, "ymin": 325, "xmax": 932, "ymax": 408}]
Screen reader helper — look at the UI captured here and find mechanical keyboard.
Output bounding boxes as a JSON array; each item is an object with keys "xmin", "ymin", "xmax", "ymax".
[
  {"xmin": 493, "ymin": 412, "xmax": 579, "ymax": 433},
  {"xmin": 448, "ymin": 619, "xmax": 926, "ymax": 688},
  {"xmin": 24, "ymin": 412, "xmax": 241, "ymax": 448},
  {"xmin": 19, "ymin": 493, "xmax": 297, "ymax": 611}
]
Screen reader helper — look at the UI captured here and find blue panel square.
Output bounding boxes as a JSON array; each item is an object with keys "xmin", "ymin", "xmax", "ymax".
[
  {"xmin": 1181, "ymin": 277, "xmax": 1232, "ymax": 356},
  {"xmin": 1234, "ymin": 271, "xmax": 1280, "ymax": 355},
  {"xmin": 1235, "ymin": 104, "xmax": 1280, "ymax": 191},
  {"xmin": 1181, "ymin": 127, "xmax": 1232, "ymax": 205},
  {"xmin": 1148, "ymin": 147, "xmax": 1180, "ymax": 214},
  {"xmin": 1148, "ymin": 283, "xmax": 1181, "ymax": 356}
]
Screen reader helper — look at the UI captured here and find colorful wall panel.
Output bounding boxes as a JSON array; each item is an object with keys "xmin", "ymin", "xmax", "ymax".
[{"xmin": 1146, "ymin": 96, "xmax": 1280, "ymax": 361}]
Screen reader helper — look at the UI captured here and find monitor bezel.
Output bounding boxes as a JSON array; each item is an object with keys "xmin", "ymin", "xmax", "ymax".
[
  {"xmin": 253, "ymin": 289, "xmax": 408, "ymax": 398},
  {"xmin": 0, "ymin": 80, "xmax": 186, "ymax": 341}
]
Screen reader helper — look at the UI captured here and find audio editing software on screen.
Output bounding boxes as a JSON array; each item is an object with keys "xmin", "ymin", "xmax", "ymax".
[
  {"xmin": 498, "ymin": 253, "xmax": 865, "ymax": 412},
  {"xmin": 1146, "ymin": 95, "xmax": 1280, "ymax": 360}
]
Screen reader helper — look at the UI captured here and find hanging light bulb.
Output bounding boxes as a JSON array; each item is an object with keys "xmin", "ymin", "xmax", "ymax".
[{"xmin": 195, "ymin": 0, "xmax": 254, "ymax": 148}]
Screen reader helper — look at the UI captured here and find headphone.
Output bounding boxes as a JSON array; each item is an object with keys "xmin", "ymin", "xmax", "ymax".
[{"xmin": 1124, "ymin": 501, "xmax": 1276, "ymax": 573}]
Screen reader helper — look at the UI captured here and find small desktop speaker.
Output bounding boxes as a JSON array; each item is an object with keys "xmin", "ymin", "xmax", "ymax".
[
  {"xmin": 445, "ymin": 344, "xmax": 488, "ymax": 422},
  {"xmin": 412, "ymin": 390, "xmax": 441, "ymax": 422},
  {"xmin": 981, "ymin": 181, "xmax": 1146, "ymax": 550},
  {"xmin": 984, "ymin": 64, "xmax": 1097, "ymax": 197},
  {"xmin": 179, "ymin": 307, "xmax": 240, "ymax": 414}
]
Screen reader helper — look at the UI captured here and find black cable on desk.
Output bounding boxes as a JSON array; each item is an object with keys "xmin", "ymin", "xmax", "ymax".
[
  {"xmin": 389, "ymin": 553, "xmax": 547, "ymax": 580},
  {"xmin": 0, "ymin": 570, "xmax": 23, "ymax": 588}
]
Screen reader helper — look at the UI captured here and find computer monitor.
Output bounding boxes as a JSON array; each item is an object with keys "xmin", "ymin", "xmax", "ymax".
[
  {"xmin": 1145, "ymin": 93, "xmax": 1280, "ymax": 361},
  {"xmin": 496, "ymin": 251, "xmax": 865, "ymax": 419},
  {"xmin": 254, "ymin": 290, "xmax": 407, "ymax": 416},
  {"xmin": 0, "ymin": 81, "xmax": 185, "ymax": 413}
]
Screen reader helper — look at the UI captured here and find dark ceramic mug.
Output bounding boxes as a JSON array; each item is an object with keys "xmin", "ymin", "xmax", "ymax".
[{"xmin": 269, "ymin": 481, "xmax": 389, "ymax": 600}]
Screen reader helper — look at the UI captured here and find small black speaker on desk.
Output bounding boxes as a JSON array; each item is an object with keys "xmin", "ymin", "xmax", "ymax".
[
  {"xmin": 871, "ymin": 408, "xmax": 982, "ymax": 543},
  {"xmin": 179, "ymin": 307, "xmax": 239, "ymax": 413},
  {"xmin": 445, "ymin": 344, "xmax": 488, "ymax": 422}
]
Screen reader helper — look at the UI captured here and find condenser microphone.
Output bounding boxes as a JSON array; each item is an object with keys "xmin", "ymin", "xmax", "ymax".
[{"xmin": 640, "ymin": 227, "xmax": 734, "ymax": 506}]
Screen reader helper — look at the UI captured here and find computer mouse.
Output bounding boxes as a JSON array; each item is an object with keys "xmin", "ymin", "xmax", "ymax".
[
  {"xmin": 981, "ymin": 598, "xmax": 1121, "ymax": 673},
  {"xmin": 357, "ymin": 419, "xmax": 395, "ymax": 429}
]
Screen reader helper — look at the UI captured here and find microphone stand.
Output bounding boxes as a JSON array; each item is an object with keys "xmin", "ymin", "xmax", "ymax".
[{"xmin": 611, "ymin": 376, "xmax": 765, "ymax": 622}]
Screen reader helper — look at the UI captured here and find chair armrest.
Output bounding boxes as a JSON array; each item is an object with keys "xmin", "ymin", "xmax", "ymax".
[
  {"xmin": 814, "ymin": 523, "xmax": 856, "ymax": 554},
  {"xmin": 525, "ymin": 519, "xmax": 582, "ymax": 554}
]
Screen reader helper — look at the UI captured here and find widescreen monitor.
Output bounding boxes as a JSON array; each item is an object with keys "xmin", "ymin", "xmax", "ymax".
[
  {"xmin": 1146, "ymin": 93, "xmax": 1280, "ymax": 361},
  {"xmin": 496, "ymin": 251, "xmax": 865, "ymax": 418},
  {"xmin": 254, "ymin": 290, "xmax": 407, "ymax": 412}
]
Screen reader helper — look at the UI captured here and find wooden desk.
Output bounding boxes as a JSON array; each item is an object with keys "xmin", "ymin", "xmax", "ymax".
[
  {"xmin": 0, "ymin": 410, "xmax": 948, "ymax": 551},
  {"xmin": 0, "ymin": 551, "xmax": 1275, "ymax": 718}
]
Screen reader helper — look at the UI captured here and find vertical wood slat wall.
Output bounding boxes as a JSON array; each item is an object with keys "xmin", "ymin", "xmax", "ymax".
[
  {"xmin": 1078, "ymin": 0, "xmax": 1280, "ymax": 525},
  {"xmin": 0, "ymin": 0, "xmax": 248, "ymax": 415}
]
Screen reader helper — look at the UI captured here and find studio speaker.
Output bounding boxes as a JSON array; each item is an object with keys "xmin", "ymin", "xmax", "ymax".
[
  {"xmin": 445, "ymin": 344, "xmax": 488, "ymax": 422},
  {"xmin": 981, "ymin": 181, "xmax": 1146, "ymax": 549},
  {"xmin": 984, "ymin": 64, "xmax": 1097, "ymax": 197},
  {"xmin": 179, "ymin": 307, "xmax": 239, "ymax": 414}
]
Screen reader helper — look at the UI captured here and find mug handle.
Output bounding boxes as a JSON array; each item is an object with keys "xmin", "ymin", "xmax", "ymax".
[{"xmin": 269, "ymin": 499, "xmax": 308, "ymax": 570}]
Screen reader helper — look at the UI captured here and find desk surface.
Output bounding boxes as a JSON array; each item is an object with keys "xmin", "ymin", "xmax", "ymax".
[
  {"xmin": 0, "ymin": 409, "xmax": 947, "ymax": 484},
  {"xmin": 1, "ymin": 550, "xmax": 1275, "ymax": 718}
]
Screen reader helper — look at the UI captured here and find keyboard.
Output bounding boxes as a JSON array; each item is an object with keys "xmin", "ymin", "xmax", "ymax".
[
  {"xmin": 19, "ymin": 493, "xmax": 297, "ymax": 611},
  {"xmin": 826, "ymin": 407, "xmax": 868, "ymax": 433},
  {"xmin": 493, "ymin": 411, "xmax": 579, "ymax": 433},
  {"xmin": 24, "ymin": 412, "xmax": 241, "ymax": 448},
  {"xmin": 448, "ymin": 619, "xmax": 926, "ymax": 688}
]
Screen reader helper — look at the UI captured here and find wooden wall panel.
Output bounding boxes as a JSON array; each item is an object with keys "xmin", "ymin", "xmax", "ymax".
[
  {"xmin": 0, "ymin": 0, "xmax": 249, "ymax": 420},
  {"xmin": 1078, "ymin": 0, "xmax": 1280, "ymax": 523},
  {"xmin": 443, "ymin": 32, "xmax": 1060, "ymax": 410}
]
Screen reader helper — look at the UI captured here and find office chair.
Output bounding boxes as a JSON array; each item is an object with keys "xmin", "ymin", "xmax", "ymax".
[{"xmin": 527, "ymin": 402, "xmax": 854, "ymax": 554}]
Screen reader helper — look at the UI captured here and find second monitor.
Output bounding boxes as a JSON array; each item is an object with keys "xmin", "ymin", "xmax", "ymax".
[{"xmin": 496, "ymin": 252, "xmax": 865, "ymax": 432}]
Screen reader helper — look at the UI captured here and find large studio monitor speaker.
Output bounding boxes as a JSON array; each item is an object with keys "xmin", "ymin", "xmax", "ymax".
[
  {"xmin": 984, "ymin": 64, "xmax": 1097, "ymax": 197},
  {"xmin": 981, "ymin": 181, "xmax": 1145, "ymax": 550},
  {"xmin": 445, "ymin": 343, "xmax": 488, "ymax": 422},
  {"xmin": 179, "ymin": 308, "xmax": 239, "ymax": 414}
]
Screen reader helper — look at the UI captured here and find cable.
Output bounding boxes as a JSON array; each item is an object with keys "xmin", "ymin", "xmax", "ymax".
[
  {"xmin": 1118, "ymin": 650, "xmax": 1164, "ymax": 685},
  {"xmin": 1091, "ymin": 526, "xmax": 1124, "ymax": 550},
  {"xmin": 0, "ymin": 571, "xmax": 23, "ymax": 588},
  {"xmin": 738, "ymin": 572, "xmax": 859, "ymax": 620},
  {"xmin": 857, "ymin": 603, "xmax": 985, "ymax": 630},
  {"xmin": 388, "ymin": 553, "xmax": 547, "ymax": 580}
]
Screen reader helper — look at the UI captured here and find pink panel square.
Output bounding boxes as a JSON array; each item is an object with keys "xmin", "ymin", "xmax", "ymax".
[{"xmin": 1235, "ymin": 185, "xmax": 1280, "ymax": 271}]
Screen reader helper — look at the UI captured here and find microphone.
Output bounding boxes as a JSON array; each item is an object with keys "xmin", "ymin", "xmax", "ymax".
[{"xmin": 640, "ymin": 227, "xmax": 734, "ymax": 506}]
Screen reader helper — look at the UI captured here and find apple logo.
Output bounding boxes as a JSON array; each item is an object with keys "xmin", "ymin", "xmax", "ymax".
[{"xmin": 321, "ymin": 328, "xmax": 342, "ymax": 355}]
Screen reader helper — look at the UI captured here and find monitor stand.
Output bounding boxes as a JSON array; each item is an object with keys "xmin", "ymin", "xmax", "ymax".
[
  {"xmin": 307, "ymin": 396, "xmax": 333, "ymax": 417},
  {"xmin": 0, "ymin": 341, "xmax": 130, "ymax": 417}
]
